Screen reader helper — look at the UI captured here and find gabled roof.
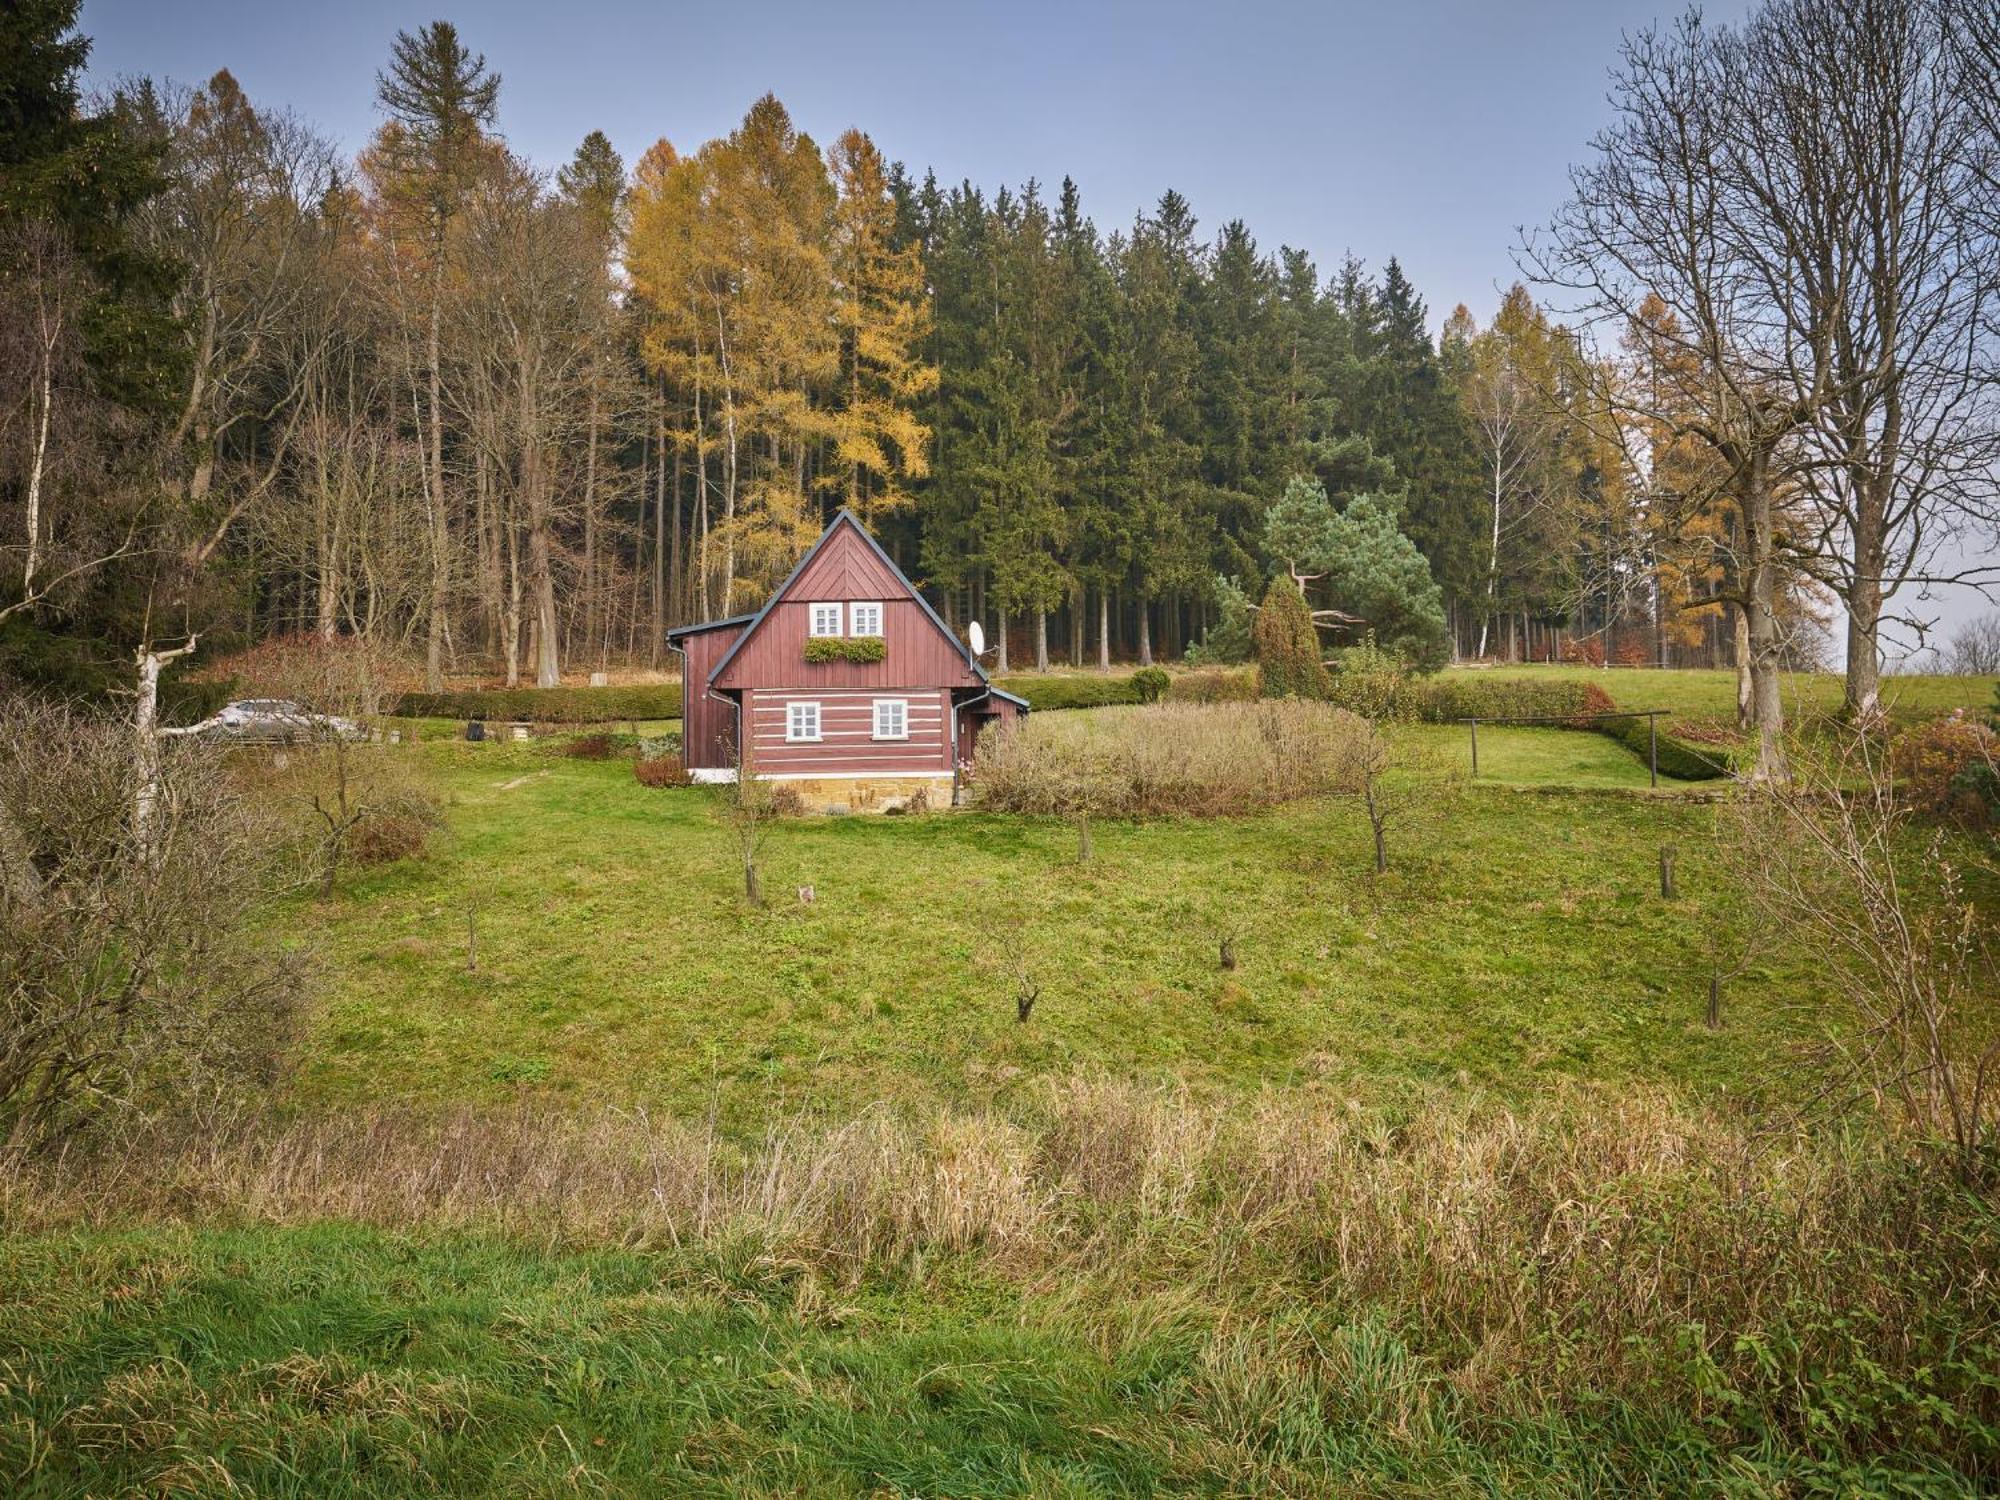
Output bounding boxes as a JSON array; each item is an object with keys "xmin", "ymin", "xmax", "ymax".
[{"xmin": 704, "ymin": 508, "xmax": 995, "ymax": 693}]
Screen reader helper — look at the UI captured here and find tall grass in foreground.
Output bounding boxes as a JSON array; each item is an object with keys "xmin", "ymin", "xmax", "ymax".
[
  {"xmin": 5, "ymin": 1080, "xmax": 1994, "ymax": 1483},
  {"xmin": 973, "ymin": 700, "xmax": 1369, "ymax": 816}
]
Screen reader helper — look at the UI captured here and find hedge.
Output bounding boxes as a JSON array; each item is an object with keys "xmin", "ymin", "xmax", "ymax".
[
  {"xmin": 991, "ymin": 673, "xmax": 1143, "ymax": 710},
  {"xmin": 387, "ymin": 684, "xmax": 684, "ymax": 723},
  {"xmin": 1597, "ymin": 714, "xmax": 1737, "ymax": 780}
]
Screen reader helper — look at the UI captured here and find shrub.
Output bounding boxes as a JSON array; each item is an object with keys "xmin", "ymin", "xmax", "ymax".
[
  {"xmin": 990, "ymin": 674, "xmax": 1141, "ymax": 711},
  {"xmin": 802, "ymin": 636, "xmax": 886, "ymax": 665},
  {"xmin": 1324, "ymin": 635, "xmax": 1419, "ymax": 722},
  {"xmin": 1254, "ymin": 577, "xmax": 1330, "ymax": 700},
  {"xmin": 562, "ymin": 733, "xmax": 615, "ymax": 760},
  {"xmin": 345, "ymin": 809, "xmax": 435, "ymax": 866},
  {"xmin": 1130, "ymin": 666, "xmax": 1170, "ymax": 703},
  {"xmin": 1890, "ymin": 715, "xmax": 1998, "ymax": 822},
  {"xmin": 1612, "ymin": 636, "xmax": 1652, "ymax": 667},
  {"xmin": 0, "ymin": 702, "xmax": 302, "ymax": 1151},
  {"xmin": 768, "ymin": 785, "xmax": 807, "ymax": 817},
  {"xmin": 388, "ymin": 684, "xmax": 683, "ymax": 723},
  {"xmin": 1560, "ymin": 636, "xmax": 1606, "ymax": 666},
  {"xmin": 973, "ymin": 700, "xmax": 1368, "ymax": 817},
  {"xmin": 634, "ymin": 755, "xmax": 690, "ymax": 788},
  {"xmin": 1167, "ymin": 666, "xmax": 1258, "ymax": 703}
]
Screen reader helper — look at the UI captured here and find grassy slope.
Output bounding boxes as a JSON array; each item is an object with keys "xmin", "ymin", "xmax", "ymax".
[
  {"xmin": 291, "ymin": 727, "xmax": 1792, "ymax": 1127},
  {"xmin": 12, "ymin": 1222, "xmax": 1939, "ymax": 1498},
  {"xmin": 15, "ymin": 677, "xmax": 1992, "ymax": 1496},
  {"xmin": 1444, "ymin": 661, "xmax": 1996, "ymax": 724}
]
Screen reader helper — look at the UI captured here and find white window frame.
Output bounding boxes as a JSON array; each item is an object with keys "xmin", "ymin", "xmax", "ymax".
[
  {"xmin": 786, "ymin": 701, "xmax": 823, "ymax": 743},
  {"xmin": 849, "ymin": 601, "xmax": 884, "ymax": 637},
  {"xmin": 809, "ymin": 602, "xmax": 844, "ymax": 637},
  {"xmin": 872, "ymin": 698, "xmax": 909, "ymax": 741}
]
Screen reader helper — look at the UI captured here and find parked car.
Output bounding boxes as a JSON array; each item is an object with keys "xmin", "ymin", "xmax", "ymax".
[{"xmin": 195, "ymin": 698, "xmax": 366, "ymax": 744}]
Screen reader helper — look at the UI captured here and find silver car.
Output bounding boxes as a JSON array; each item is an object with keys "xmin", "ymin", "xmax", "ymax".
[{"xmin": 198, "ymin": 698, "xmax": 366, "ymax": 744}]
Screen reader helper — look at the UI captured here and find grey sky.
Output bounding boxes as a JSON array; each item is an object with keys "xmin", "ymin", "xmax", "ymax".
[{"xmin": 79, "ymin": 0, "xmax": 1991, "ymax": 661}]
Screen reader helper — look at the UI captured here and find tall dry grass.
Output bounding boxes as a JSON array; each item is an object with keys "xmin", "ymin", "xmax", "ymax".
[
  {"xmin": 4, "ymin": 1078, "xmax": 1992, "ymax": 1469},
  {"xmin": 972, "ymin": 700, "xmax": 1369, "ymax": 816}
]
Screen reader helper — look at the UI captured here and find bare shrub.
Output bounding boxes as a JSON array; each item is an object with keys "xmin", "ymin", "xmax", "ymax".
[
  {"xmin": 561, "ymin": 732, "xmax": 614, "ymax": 760},
  {"xmin": 1888, "ymin": 715, "xmax": 1997, "ymax": 823},
  {"xmin": 973, "ymin": 701, "xmax": 1370, "ymax": 818},
  {"xmin": 0, "ymin": 700, "xmax": 303, "ymax": 1154},
  {"xmin": 1726, "ymin": 729, "xmax": 2000, "ymax": 1182},
  {"xmin": 1345, "ymin": 722, "xmax": 1459, "ymax": 874},
  {"xmin": 1168, "ymin": 667, "xmax": 1257, "ymax": 704},
  {"xmin": 633, "ymin": 754, "xmax": 689, "ymax": 788}
]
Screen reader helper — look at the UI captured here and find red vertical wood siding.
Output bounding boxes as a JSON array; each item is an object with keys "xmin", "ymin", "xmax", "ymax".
[
  {"xmin": 744, "ymin": 687, "xmax": 953, "ymax": 775},
  {"xmin": 712, "ymin": 526, "xmax": 981, "ymax": 696},
  {"xmin": 674, "ymin": 625, "xmax": 744, "ymax": 770}
]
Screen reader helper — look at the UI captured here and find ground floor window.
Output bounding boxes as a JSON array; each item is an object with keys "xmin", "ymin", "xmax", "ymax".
[
  {"xmin": 872, "ymin": 698, "xmax": 908, "ymax": 740},
  {"xmin": 786, "ymin": 701, "xmax": 822, "ymax": 742}
]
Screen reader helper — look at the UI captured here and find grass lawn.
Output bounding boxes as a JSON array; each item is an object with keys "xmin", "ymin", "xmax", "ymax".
[
  {"xmin": 12, "ymin": 1217, "xmax": 1968, "ymax": 1498},
  {"xmin": 289, "ymin": 722, "xmax": 1796, "ymax": 1127},
  {"xmin": 1440, "ymin": 661, "xmax": 1997, "ymax": 725}
]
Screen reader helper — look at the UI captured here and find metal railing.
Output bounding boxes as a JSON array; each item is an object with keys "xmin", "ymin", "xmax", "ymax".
[{"xmin": 1459, "ymin": 709, "xmax": 1673, "ymax": 787}]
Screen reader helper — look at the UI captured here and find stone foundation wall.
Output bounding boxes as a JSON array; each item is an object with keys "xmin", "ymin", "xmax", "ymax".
[{"xmin": 764, "ymin": 774, "xmax": 952, "ymax": 815}]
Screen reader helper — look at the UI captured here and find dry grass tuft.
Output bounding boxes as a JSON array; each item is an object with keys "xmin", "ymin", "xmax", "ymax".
[{"xmin": 973, "ymin": 701, "xmax": 1369, "ymax": 816}]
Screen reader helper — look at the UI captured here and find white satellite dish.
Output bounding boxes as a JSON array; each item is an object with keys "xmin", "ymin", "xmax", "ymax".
[{"xmin": 967, "ymin": 620, "xmax": 988, "ymax": 656}]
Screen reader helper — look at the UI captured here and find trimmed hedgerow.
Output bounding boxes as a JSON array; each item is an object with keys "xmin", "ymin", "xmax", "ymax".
[
  {"xmin": 387, "ymin": 684, "xmax": 684, "ymax": 723},
  {"xmin": 991, "ymin": 674, "xmax": 1143, "ymax": 710},
  {"xmin": 1596, "ymin": 714, "xmax": 1737, "ymax": 780},
  {"xmin": 802, "ymin": 636, "xmax": 886, "ymax": 665},
  {"xmin": 1131, "ymin": 666, "xmax": 1171, "ymax": 703}
]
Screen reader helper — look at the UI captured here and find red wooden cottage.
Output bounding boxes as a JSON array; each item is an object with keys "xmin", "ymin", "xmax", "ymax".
[{"xmin": 667, "ymin": 510, "xmax": 1027, "ymax": 810}]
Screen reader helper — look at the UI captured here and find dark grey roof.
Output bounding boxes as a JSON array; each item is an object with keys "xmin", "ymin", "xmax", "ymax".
[
  {"xmin": 989, "ymin": 687, "xmax": 1031, "ymax": 711},
  {"xmin": 665, "ymin": 611, "xmax": 756, "ymax": 640},
  {"xmin": 705, "ymin": 509, "xmax": 996, "ymax": 692}
]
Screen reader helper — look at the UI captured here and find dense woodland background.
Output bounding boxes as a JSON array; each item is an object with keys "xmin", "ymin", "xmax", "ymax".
[{"xmin": 3, "ymin": 1, "xmax": 1998, "ymax": 728}]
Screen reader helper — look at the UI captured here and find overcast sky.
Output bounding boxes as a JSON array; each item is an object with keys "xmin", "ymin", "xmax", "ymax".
[{"xmin": 78, "ymin": 0, "xmax": 1992, "ymax": 661}]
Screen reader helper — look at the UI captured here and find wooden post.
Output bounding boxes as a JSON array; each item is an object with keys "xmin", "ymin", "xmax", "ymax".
[
  {"xmin": 1468, "ymin": 719, "xmax": 1479, "ymax": 779},
  {"xmin": 1659, "ymin": 846, "xmax": 1677, "ymax": 899},
  {"xmin": 1648, "ymin": 712, "xmax": 1659, "ymax": 787}
]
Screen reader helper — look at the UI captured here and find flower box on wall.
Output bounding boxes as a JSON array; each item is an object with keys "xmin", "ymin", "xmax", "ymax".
[{"xmin": 802, "ymin": 637, "xmax": 886, "ymax": 665}]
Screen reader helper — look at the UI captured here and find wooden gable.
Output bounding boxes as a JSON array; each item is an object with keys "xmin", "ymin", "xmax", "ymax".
[{"xmin": 708, "ymin": 511, "xmax": 983, "ymax": 694}]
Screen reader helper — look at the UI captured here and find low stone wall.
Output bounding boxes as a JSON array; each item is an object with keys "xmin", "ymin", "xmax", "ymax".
[{"xmin": 768, "ymin": 773, "xmax": 953, "ymax": 814}]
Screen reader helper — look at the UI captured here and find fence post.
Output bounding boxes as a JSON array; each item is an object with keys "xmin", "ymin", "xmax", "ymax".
[{"xmin": 1468, "ymin": 719, "xmax": 1479, "ymax": 779}]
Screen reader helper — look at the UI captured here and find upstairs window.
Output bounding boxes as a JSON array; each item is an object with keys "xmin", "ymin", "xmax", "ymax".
[
  {"xmin": 849, "ymin": 601, "xmax": 883, "ymax": 637},
  {"xmin": 809, "ymin": 602, "xmax": 844, "ymax": 637},
  {"xmin": 786, "ymin": 701, "xmax": 822, "ymax": 742},
  {"xmin": 872, "ymin": 698, "xmax": 908, "ymax": 741}
]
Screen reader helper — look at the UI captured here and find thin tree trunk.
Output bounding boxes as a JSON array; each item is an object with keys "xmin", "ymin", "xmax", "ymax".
[
  {"xmin": 1138, "ymin": 600, "xmax": 1153, "ymax": 667},
  {"xmin": 1097, "ymin": 588, "xmax": 1110, "ymax": 670},
  {"xmin": 1034, "ymin": 607, "xmax": 1049, "ymax": 672},
  {"xmin": 423, "ymin": 258, "xmax": 449, "ymax": 693}
]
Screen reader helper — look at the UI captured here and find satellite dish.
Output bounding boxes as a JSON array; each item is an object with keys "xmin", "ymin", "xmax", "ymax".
[{"xmin": 967, "ymin": 620, "xmax": 987, "ymax": 656}]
